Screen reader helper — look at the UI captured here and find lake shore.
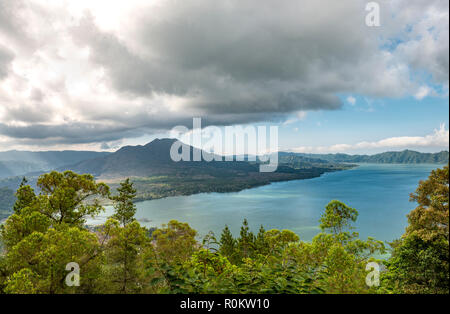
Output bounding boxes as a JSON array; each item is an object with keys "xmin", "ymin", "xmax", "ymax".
[{"xmin": 87, "ymin": 164, "xmax": 443, "ymax": 246}]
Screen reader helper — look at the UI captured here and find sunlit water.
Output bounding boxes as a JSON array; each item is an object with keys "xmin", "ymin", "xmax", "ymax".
[{"xmin": 87, "ymin": 164, "xmax": 443, "ymax": 243}]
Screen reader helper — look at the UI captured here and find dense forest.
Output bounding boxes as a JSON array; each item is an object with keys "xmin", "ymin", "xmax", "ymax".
[{"xmin": 0, "ymin": 165, "xmax": 448, "ymax": 294}]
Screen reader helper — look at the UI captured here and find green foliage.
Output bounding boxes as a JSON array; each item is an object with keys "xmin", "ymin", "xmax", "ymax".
[
  {"xmin": 0, "ymin": 186, "xmax": 16, "ymax": 221},
  {"xmin": 110, "ymin": 178, "xmax": 137, "ymax": 226},
  {"xmin": 237, "ymin": 219, "xmax": 255, "ymax": 260},
  {"xmin": 320, "ymin": 200, "xmax": 358, "ymax": 237},
  {"xmin": 0, "ymin": 171, "xmax": 112, "ymax": 294},
  {"xmin": 4, "ymin": 224, "xmax": 103, "ymax": 293},
  {"xmin": 0, "ymin": 167, "xmax": 447, "ymax": 294},
  {"xmin": 12, "ymin": 177, "xmax": 34, "ymax": 213},
  {"xmin": 4, "ymin": 268, "xmax": 39, "ymax": 294},
  {"xmin": 383, "ymin": 164, "xmax": 449, "ymax": 294},
  {"xmin": 103, "ymin": 219, "xmax": 150, "ymax": 293},
  {"xmin": 36, "ymin": 171, "xmax": 110, "ymax": 226},
  {"xmin": 382, "ymin": 235, "xmax": 449, "ymax": 294},
  {"xmin": 151, "ymin": 220, "xmax": 198, "ymax": 266},
  {"xmin": 407, "ymin": 165, "xmax": 449, "ymax": 241},
  {"xmin": 219, "ymin": 225, "xmax": 236, "ymax": 261},
  {"xmin": 296, "ymin": 150, "xmax": 449, "ymax": 164}
]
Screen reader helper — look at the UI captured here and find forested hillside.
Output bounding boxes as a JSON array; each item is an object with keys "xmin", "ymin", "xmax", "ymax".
[{"xmin": 297, "ymin": 150, "xmax": 449, "ymax": 164}]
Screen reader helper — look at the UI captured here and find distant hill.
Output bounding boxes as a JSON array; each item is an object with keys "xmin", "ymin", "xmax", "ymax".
[
  {"xmin": 295, "ymin": 150, "xmax": 449, "ymax": 164},
  {"xmin": 2, "ymin": 141, "xmax": 445, "ymax": 219},
  {"xmin": 59, "ymin": 138, "xmax": 350, "ymax": 201},
  {"xmin": 0, "ymin": 150, "xmax": 111, "ymax": 178},
  {"xmin": 0, "ymin": 139, "xmax": 348, "ymax": 200},
  {"xmin": 0, "ymin": 139, "xmax": 348, "ymax": 218},
  {"xmin": 0, "ymin": 186, "xmax": 16, "ymax": 221},
  {"xmin": 62, "ymin": 138, "xmax": 348, "ymax": 179},
  {"xmin": 61, "ymin": 138, "xmax": 235, "ymax": 178},
  {"xmin": 279, "ymin": 152, "xmax": 331, "ymax": 167}
]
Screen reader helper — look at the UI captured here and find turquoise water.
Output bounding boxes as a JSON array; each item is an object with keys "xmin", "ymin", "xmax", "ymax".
[{"xmin": 88, "ymin": 164, "xmax": 443, "ymax": 243}]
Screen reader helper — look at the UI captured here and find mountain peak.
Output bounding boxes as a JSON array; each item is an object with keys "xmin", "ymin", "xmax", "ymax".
[{"xmin": 144, "ymin": 138, "xmax": 178, "ymax": 147}]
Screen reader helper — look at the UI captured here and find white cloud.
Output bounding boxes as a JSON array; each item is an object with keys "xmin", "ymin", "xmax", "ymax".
[
  {"xmin": 283, "ymin": 111, "xmax": 307, "ymax": 125},
  {"xmin": 346, "ymin": 96, "xmax": 356, "ymax": 105},
  {"xmin": 414, "ymin": 86, "xmax": 432, "ymax": 100},
  {"xmin": 0, "ymin": 0, "xmax": 448, "ymax": 150},
  {"xmin": 292, "ymin": 124, "xmax": 449, "ymax": 153}
]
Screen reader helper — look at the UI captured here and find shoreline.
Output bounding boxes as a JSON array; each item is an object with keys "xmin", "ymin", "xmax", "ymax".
[{"xmin": 129, "ymin": 165, "xmax": 357, "ymax": 204}]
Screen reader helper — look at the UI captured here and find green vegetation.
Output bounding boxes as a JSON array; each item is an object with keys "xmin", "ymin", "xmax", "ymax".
[
  {"xmin": 294, "ymin": 150, "xmax": 449, "ymax": 164},
  {"xmin": 114, "ymin": 166, "xmax": 350, "ymax": 202},
  {"xmin": 0, "ymin": 186, "xmax": 15, "ymax": 221},
  {"xmin": 381, "ymin": 165, "xmax": 449, "ymax": 293},
  {"xmin": 0, "ymin": 165, "xmax": 448, "ymax": 294}
]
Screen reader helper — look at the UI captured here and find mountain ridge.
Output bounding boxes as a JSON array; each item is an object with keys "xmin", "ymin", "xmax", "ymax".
[
  {"xmin": 291, "ymin": 149, "xmax": 449, "ymax": 164},
  {"xmin": 0, "ymin": 150, "xmax": 111, "ymax": 178}
]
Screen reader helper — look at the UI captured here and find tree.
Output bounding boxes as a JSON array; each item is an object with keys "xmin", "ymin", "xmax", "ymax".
[
  {"xmin": 384, "ymin": 165, "xmax": 449, "ymax": 294},
  {"xmin": 0, "ymin": 171, "xmax": 109, "ymax": 294},
  {"xmin": 4, "ymin": 268, "xmax": 39, "ymax": 294},
  {"xmin": 320, "ymin": 200, "xmax": 358, "ymax": 242},
  {"xmin": 152, "ymin": 220, "xmax": 197, "ymax": 266},
  {"xmin": 237, "ymin": 219, "xmax": 255, "ymax": 260},
  {"xmin": 292, "ymin": 200, "xmax": 384, "ymax": 293},
  {"xmin": 36, "ymin": 171, "xmax": 110, "ymax": 227},
  {"xmin": 264, "ymin": 229, "xmax": 299, "ymax": 255},
  {"xmin": 219, "ymin": 225, "xmax": 236, "ymax": 262},
  {"xmin": 103, "ymin": 180, "xmax": 150, "ymax": 293},
  {"xmin": 255, "ymin": 225, "xmax": 268, "ymax": 255},
  {"xmin": 0, "ymin": 207, "xmax": 51, "ymax": 249},
  {"xmin": 407, "ymin": 165, "xmax": 449, "ymax": 241},
  {"xmin": 110, "ymin": 178, "xmax": 137, "ymax": 227},
  {"xmin": 12, "ymin": 177, "xmax": 36, "ymax": 213},
  {"xmin": 384, "ymin": 234, "xmax": 448, "ymax": 294},
  {"xmin": 4, "ymin": 224, "xmax": 104, "ymax": 294},
  {"xmin": 103, "ymin": 219, "xmax": 149, "ymax": 293}
]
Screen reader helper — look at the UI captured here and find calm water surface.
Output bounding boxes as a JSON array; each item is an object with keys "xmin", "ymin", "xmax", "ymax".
[{"xmin": 88, "ymin": 164, "xmax": 443, "ymax": 242}]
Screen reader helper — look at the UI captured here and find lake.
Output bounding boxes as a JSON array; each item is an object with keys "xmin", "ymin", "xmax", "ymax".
[{"xmin": 88, "ymin": 163, "xmax": 443, "ymax": 243}]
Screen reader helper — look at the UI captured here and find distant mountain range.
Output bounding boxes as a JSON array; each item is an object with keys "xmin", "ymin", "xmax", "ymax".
[
  {"xmin": 1, "ymin": 142, "xmax": 447, "ymax": 181},
  {"xmin": 0, "ymin": 150, "xmax": 110, "ymax": 178},
  {"xmin": 61, "ymin": 138, "xmax": 347, "ymax": 180},
  {"xmin": 294, "ymin": 150, "xmax": 449, "ymax": 164},
  {"xmin": 0, "ymin": 139, "xmax": 448, "ymax": 220},
  {"xmin": 58, "ymin": 138, "xmax": 350, "ymax": 200},
  {"xmin": 0, "ymin": 139, "xmax": 350, "ymax": 217}
]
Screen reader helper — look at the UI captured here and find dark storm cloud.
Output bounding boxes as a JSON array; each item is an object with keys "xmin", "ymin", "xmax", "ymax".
[
  {"xmin": 70, "ymin": 1, "xmax": 369, "ymax": 116},
  {"xmin": 0, "ymin": 122, "xmax": 138, "ymax": 143},
  {"xmin": 0, "ymin": 0, "xmax": 448, "ymax": 148},
  {"xmin": 71, "ymin": 14, "xmax": 345, "ymax": 114}
]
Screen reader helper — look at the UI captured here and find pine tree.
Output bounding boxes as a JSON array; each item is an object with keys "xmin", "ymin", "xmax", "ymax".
[
  {"xmin": 219, "ymin": 225, "xmax": 236, "ymax": 260},
  {"xmin": 110, "ymin": 178, "xmax": 137, "ymax": 226},
  {"xmin": 105, "ymin": 179, "xmax": 148, "ymax": 293},
  {"xmin": 12, "ymin": 177, "xmax": 36, "ymax": 213},
  {"xmin": 255, "ymin": 225, "xmax": 267, "ymax": 255},
  {"xmin": 237, "ymin": 219, "xmax": 255, "ymax": 259}
]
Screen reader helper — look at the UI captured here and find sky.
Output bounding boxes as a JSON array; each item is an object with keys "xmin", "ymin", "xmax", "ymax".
[{"xmin": 0, "ymin": 0, "xmax": 448, "ymax": 154}]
